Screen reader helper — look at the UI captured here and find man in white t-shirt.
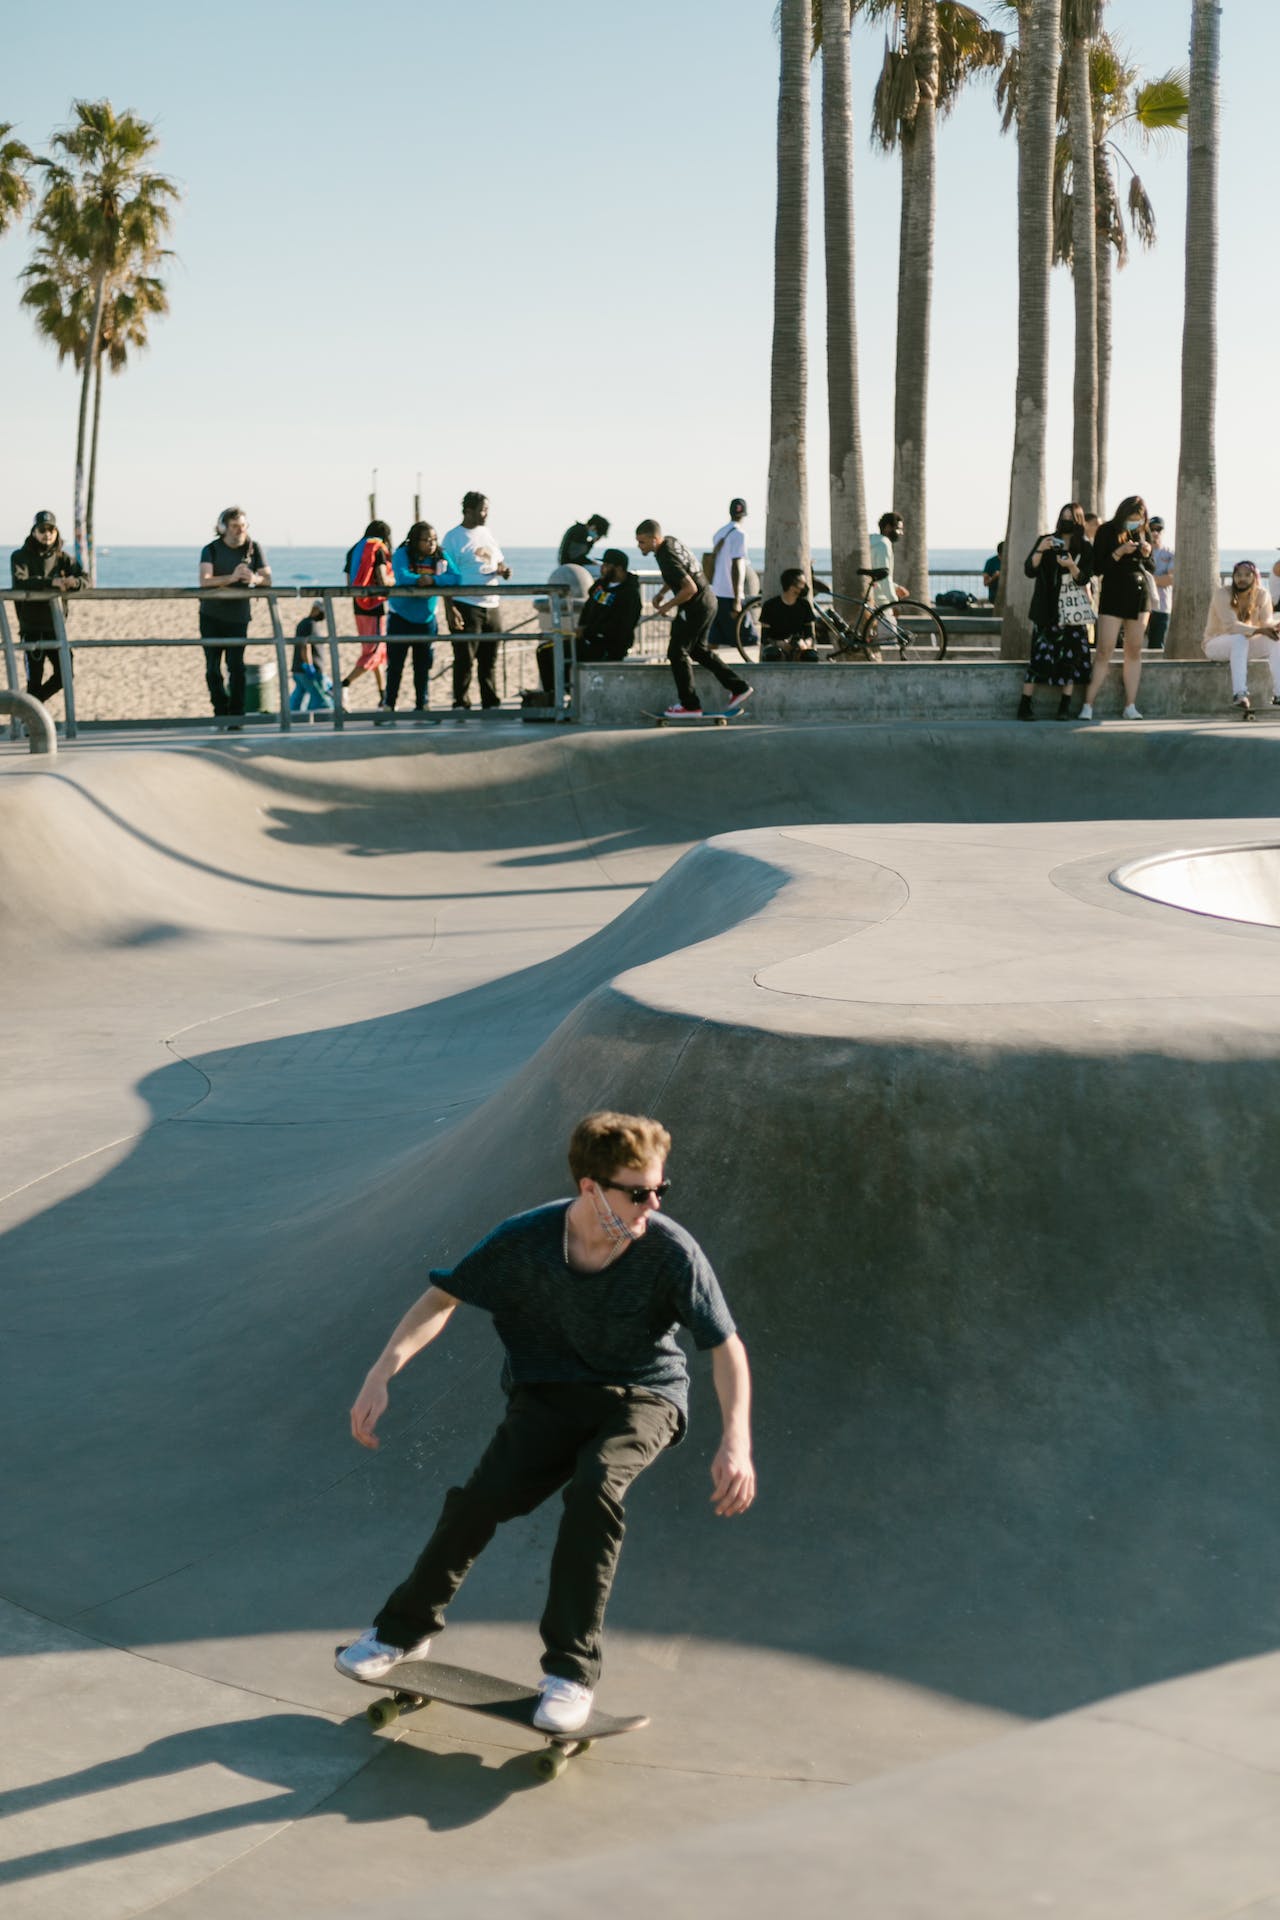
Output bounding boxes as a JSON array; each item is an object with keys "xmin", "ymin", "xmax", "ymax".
[
  {"xmin": 709, "ymin": 498, "xmax": 755, "ymax": 652},
  {"xmin": 440, "ymin": 491, "xmax": 512, "ymax": 710}
]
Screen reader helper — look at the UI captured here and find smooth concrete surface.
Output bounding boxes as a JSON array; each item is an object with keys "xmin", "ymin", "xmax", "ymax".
[
  {"xmin": 4, "ymin": 719, "xmax": 1280, "ymax": 1916},
  {"xmin": 1116, "ymin": 838, "xmax": 1280, "ymax": 928},
  {"xmin": 577, "ymin": 656, "xmax": 1278, "ymax": 725}
]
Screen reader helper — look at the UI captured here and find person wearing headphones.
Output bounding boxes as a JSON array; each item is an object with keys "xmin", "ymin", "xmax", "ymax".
[{"xmin": 198, "ymin": 507, "xmax": 271, "ymax": 728}]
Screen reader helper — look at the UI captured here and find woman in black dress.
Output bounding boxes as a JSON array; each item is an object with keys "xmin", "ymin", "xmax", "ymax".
[
  {"xmin": 1080, "ymin": 494, "xmax": 1153, "ymax": 720},
  {"xmin": 1017, "ymin": 502, "xmax": 1094, "ymax": 720}
]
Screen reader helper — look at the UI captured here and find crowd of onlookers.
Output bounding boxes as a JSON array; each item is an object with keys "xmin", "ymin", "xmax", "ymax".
[{"xmin": 8, "ymin": 492, "xmax": 1280, "ymax": 724}]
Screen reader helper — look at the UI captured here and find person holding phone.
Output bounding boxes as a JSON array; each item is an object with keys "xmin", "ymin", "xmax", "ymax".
[
  {"xmin": 198, "ymin": 507, "xmax": 271, "ymax": 728},
  {"xmin": 1017, "ymin": 503, "xmax": 1095, "ymax": 720},
  {"xmin": 1079, "ymin": 494, "xmax": 1153, "ymax": 721}
]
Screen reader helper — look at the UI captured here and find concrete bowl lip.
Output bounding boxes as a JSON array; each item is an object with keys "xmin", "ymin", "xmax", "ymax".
[{"xmin": 1110, "ymin": 838, "xmax": 1280, "ymax": 928}]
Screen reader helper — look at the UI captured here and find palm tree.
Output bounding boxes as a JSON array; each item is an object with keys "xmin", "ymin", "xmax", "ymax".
[
  {"xmin": 29, "ymin": 101, "xmax": 178, "ymax": 576},
  {"xmin": 818, "ymin": 2, "xmax": 871, "ymax": 599},
  {"xmin": 0, "ymin": 123, "xmax": 35, "ymax": 235},
  {"xmin": 1062, "ymin": 0, "xmax": 1103, "ymax": 513},
  {"xmin": 1166, "ymin": 0, "xmax": 1218, "ymax": 659},
  {"xmin": 765, "ymin": 0, "xmax": 813, "ymax": 594},
  {"xmin": 856, "ymin": 1, "xmax": 1004, "ymax": 598},
  {"xmin": 1000, "ymin": 0, "xmax": 1063, "ymax": 659}
]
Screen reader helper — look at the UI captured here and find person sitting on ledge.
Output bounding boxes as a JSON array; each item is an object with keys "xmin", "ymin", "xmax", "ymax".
[
  {"xmin": 536, "ymin": 549, "xmax": 641, "ymax": 696},
  {"xmin": 1202, "ymin": 560, "xmax": 1280, "ymax": 717},
  {"xmin": 760, "ymin": 569, "xmax": 818, "ymax": 661}
]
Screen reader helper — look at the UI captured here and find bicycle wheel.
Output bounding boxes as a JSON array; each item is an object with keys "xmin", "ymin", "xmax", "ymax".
[
  {"xmin": 865, "ymin": 601, "xmax": 948, "ymax": 661},
  {"xmin": 734, "ymin": 597, "xmax": 764, "ymax": 662}
]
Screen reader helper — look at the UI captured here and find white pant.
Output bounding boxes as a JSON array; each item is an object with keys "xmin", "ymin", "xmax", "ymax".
[{"xmin": 1203, "ymin": 629, "xmax": 1280, "ymax": 698}]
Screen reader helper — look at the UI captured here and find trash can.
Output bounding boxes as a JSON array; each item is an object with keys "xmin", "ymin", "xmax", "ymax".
[{"xmin": 244, "ymin": 659, "xmax": 279, "ymax": 715}]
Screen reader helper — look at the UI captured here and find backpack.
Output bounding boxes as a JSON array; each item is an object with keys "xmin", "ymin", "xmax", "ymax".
[
  {"xmin": 936, "ymin": 589, "xmax": 979, "ymax": 611},
  {"xmin": 348, "ymin": 538, "xmax": 389, "ymax": 613}
]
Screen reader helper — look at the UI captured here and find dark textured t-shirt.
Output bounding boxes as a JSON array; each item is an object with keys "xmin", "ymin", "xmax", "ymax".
[
  {"xmin": 761, "ymin": 594, "xmax": 815, "ymax": 643},
  {"xmin": 656, "ymin": 536, "xmax": 715, "ymax": 610},
  {"xmin": 199, "ymin": 537, "xmax": 266, "ymax": 637},
  {"xmin": 432, "ymin": 1201, "xmax": 736, "ymax": 1436}
]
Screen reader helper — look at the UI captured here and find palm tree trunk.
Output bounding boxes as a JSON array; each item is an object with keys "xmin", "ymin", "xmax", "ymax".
[
  {"xmin": 892, "ymin": 0, "xmax": 938, "ymax": 603},
  {"xmin": 1068, "ymin": 29, "xmax": 1099, "ymax": 511},
  {"xmin": 1001, "ymin": 0, "xmax": 1064, "ymax": 659},
  {"xmin": 1094, "ymin": 146, "xmax": 1115, "ymax": 518},
  {"xmin": 86, "ymin": 344, "xmax": 104, "ymax": 586},
  {"xmin": 823, "ymin": 4, "xmax": 869, "ymax": 602},
  {"xmin": 765, "ymin": 0, "xmax": 811, "ymax": 596},
  {"xmin": 73, "ymin": 269, "xmax": 108, "ymax": 571},
  {"xmin": 1167, "ymin": 0, "xmax": 1219, "ymax": 658}
]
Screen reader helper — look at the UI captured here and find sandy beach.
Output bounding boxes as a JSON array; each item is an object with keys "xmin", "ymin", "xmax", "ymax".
[{"xmin": 8, "ymin": 594, "xmax": 549, "ymax": 722}]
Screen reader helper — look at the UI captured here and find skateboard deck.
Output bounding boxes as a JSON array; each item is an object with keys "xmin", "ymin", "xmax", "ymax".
[
  {"xmin": 335, "ymin": 1650, "xmax": 648, "ymax": 1780},
  {"xmin": 642, "ymin": 708, "xmax": 741, "ymax": 728}
]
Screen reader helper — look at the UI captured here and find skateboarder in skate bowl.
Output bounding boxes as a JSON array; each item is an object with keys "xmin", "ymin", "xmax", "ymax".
[{"xmin": 337, "ymin": 1112, "xmax": 756, "ymax": 1734}]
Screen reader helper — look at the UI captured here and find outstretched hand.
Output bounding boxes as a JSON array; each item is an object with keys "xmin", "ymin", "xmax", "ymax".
[
  {"xmin": 710, "ymin": 1439, "xmax": 756, "ymax": 1518},
  {"xmin": 350, "ymin": 1376, "xmax": 388, "ymax": 1450}
]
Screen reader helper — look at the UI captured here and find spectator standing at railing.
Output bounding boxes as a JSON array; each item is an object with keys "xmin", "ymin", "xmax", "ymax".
[
  {"xmin": 983, "ymin": 542, "xmax": 1004, "ymax": 604},
  {"xmin": 442, "ymin": 492, "xmax": 511, "ymax": 711},
  {"xmin": 381, "ymin": 522, "xmax": 450, "ymax": 724},
  {"xmin": 290, "ymin": 600, "xmax": 333, "ymax": 714},
  {"xmin": 341, "ymin": 520, "xmax": 392, "ymax": 702},
  {"xmin": 10, "ymin": 509, "xmax": 85, "ymax": 707},
  {"xmin": 708, "ymin": 498, "xmax": 756, "ymax": 653},
  {"xmin": 199, "ymin": 507, "xmax": 271, "ymax": 729},
  {"xmin": 1146, "ymin": 516, "xmax": 1173, "ymax": 650},
  {"xmin": 635, "ymin": 519, "xmax": 752, "ymax": 719}
]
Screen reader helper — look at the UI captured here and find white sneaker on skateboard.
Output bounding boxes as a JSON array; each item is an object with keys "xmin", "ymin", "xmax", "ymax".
[
  {"xmin": 533, "ymin": 1675, "xmax": 594, "ymax": 1733},
  {"xmin": 335, "ymin": 1628, "xmax": 432, "ymax": 1681}
]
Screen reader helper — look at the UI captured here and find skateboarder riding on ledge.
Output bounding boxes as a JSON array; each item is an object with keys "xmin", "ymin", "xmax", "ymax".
[{"xmin": 338, "ymin": 1111, "xmax": 756, "ymax": 1735}]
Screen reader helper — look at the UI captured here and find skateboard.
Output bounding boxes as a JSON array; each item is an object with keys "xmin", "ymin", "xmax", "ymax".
[
  {"xmin": 335, "ymin": 1650, "xmax": 649, "ymax": 1781},
  {"xmin": 1236, "ymin": 696, "xmax": 1256, "ymax": 722},
  {"xmin": 642, "ymin": 708, "xmax": 742, "ymax": 729}
]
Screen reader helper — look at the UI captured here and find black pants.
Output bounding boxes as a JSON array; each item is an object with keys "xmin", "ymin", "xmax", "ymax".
[
  {"xmin": 712, "ymin": 596, "xmax": 756, "ymax": 652},
  {"xmin": 668, "ymin": 596, "xmax": 748, "ymax": 710},
  {"xmin": 201, "ymin": 635, "xmax": 248, "ymax": 716},
  {"xmin": 24, "ymin": 639, "xmax": 63, "ymax": 704},
  {"xmin": 535, "ymin": 633, "xmax": 619, "ymax": 694},
  {"xmin": 385, "ymin": 614, "xmax": 435, "ymax": 709},
  {"xmin": 373, "ymin": 1383, "xmax": 678, "ymax": 1686},
  {"xmin": 451, "ymin": 604, "xmax": 501, "ymax": 707}
]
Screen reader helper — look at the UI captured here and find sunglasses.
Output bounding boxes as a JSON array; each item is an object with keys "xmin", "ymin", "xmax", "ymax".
[{"xmin": 597, "ymin": 1179, "xmax": 671, "ymax": 1204}]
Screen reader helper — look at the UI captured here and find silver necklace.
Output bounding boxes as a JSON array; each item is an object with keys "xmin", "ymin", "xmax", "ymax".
[{"xmin": 564, "ymin": 1204, "xmax": 627, "ymax": 1272}]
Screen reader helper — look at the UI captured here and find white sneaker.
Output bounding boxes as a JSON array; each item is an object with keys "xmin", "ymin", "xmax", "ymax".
[
  {"xmin": 335, "ymin": 1628, "xmax": 432, "ymax": 1681},
  {"xmin": 1122, "ymin": 703, "xmax": 1143, "ymax": 721},
  {"xmin": 1079, "ymin": 702, "xmax": 1094, "ymax": 721},
  {"xmin": 532, "ymin": 1675, "xmax": 594, "ymax": 1734}
]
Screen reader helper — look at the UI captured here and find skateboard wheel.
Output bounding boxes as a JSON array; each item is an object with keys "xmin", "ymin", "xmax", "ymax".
[
  {"xmin": 576, "ymin": 1739, "xmax": 593, "ymax": 1755},
  {"xmin": 535, "ymin": 1748, "xmax": 569, "ymax": 1781},
  {"xmin": 366, "ymin": 1698, "xmax": 400, "ymax": 1730}
]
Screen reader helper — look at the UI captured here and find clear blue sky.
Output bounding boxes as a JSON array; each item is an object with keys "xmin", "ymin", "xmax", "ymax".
[{"xmin": 1, "ymin": 0, "xmax": 1273, "ymax": 553}]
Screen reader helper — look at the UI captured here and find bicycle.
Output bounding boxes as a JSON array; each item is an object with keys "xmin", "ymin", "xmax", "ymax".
[{"xmin": 733, "ymin": 568, "xmax": 947, "ymax": 662}]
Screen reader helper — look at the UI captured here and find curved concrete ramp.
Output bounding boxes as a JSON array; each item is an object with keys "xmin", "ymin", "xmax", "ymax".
[
  {"xmin": 3, "ymin": 724, "xmax": 1280, "ymax": 1917},
  {"xmin": 1116, "ymin": 839, "xmax": 1280, "ymax": 927}
]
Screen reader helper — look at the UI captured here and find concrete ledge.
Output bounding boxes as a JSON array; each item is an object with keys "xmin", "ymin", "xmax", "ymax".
[{"xmin": 577, "ymin": 659, "xmax": 1275, "ymax": 726}]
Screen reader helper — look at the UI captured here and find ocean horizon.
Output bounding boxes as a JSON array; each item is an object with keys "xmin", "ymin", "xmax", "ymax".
[{"xmin": 21, "ymin": 542, "xmax": 1272, "ymax": 590}]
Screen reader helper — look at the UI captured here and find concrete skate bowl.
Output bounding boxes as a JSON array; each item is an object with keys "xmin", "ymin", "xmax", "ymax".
[
  {"xmin": 1114, "ymin": 839, "xmax": 1280, "ymax": 929},
  {"xmin": 5, "ymin": 722, "xmax": 1280, "ymax": 1918}
]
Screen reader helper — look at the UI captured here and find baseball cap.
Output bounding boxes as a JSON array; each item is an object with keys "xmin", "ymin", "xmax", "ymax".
[
  {"xmin": 32, "ymin": 509, "xmax": 57, "ymax": 530},
  {"xmin": 1148, "ymin": 515, "xmax": 1165, "ymax": 530},
  {"xmin": 600, "ymin": 548, "xmax": 629, "ymax": 569},
  {"xmin": 730, "ymin": 498, "xmax": 748, "ymax": 516}
]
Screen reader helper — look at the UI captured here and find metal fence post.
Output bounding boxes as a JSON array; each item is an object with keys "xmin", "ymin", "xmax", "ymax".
[
  {"xmin": 323, "ymin": 593, "xmax": 344, "ymax": 730},
  {"xmin": 51, "ymin": 599, "xmax": 76, "ymax": 740},
  {"xmin": 268, "ymin": 592, "xmax": 290, "ymax": 733},
  {"xmin": 0, "ymin": 599, "xmax": 20, "ymax": 740}
]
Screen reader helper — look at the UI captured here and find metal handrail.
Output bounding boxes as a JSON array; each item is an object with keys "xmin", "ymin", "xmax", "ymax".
[{"xmin": 0, "ymin": 582, "xmax": 576, "ymax": 741}]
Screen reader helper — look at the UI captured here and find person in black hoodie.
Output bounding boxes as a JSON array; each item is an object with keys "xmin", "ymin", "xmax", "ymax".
[
  {"xmin": 536, "ymin": 548, "xmax": 641, "ymax": 695},
  {"xmin": 9, "ymin": 510, "xmax": 87, "ymax": 705},
  {"xmin": 1017, "ymin": 502, "xmax": 1095, "ymax": 720}
]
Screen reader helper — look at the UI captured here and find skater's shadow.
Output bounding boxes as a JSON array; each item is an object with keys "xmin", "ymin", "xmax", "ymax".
[{"xmin": 0, "ymin": 1711, "xmax": 540, "ymax": 1885}]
